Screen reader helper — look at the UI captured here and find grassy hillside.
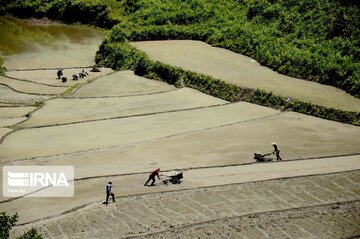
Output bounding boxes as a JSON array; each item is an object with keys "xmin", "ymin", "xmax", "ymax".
[
  {"xmin": 100, "ymin": 0, "xmax": 360, "ymax": 98},
  {"xmin": 1, "ymin": 0, "xmax": 359, "ymax": 97}
]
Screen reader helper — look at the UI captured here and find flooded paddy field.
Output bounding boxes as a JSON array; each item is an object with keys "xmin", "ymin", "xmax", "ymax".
[
  {"xmin": 0, "ymin": 16, "xmax": 359, "ymax": 239},
  {"xmin": 131, "ymin": 40, "xmax": 360, "ymax": 112},
  {"xmin": 0, "ymin": 16, "xmax": 105, "ymax": 69}
]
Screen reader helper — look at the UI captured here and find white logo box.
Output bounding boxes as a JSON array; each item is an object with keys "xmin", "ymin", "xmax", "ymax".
[{"xmin": 3, "ymin": 166, "xmax": 74, "ymax": 197}]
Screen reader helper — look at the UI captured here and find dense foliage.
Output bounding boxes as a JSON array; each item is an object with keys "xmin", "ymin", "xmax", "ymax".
[
  {"xmin": 0, "ymin": 0, "xmax": 120, "ymax": 28},
  {"xmin": 2, "ymin": 0, "xmax": 359, "ymax": 97},
  {"xmin": 0, "ymin": 212, "xmax": 42, "ymax": 239},
  {"xmin": 104, "ymin": 0, "xmax": 360, "ymax": 98},
  {"xmin": 0, "ymin": 212, "xmax": 17, "ymax": 239},
  {"xmin": 1, "ymin": 0, "xmax": 359, "ymax": 123}
]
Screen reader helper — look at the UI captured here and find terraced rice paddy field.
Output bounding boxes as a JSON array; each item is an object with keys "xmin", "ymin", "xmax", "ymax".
[{"xmin": 0, "ymin": 40, "xmax": 359, "ymax": 238}]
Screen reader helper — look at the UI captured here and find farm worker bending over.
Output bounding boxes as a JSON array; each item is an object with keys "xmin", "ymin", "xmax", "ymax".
[
  {"xmin": 272, "ymin": 142, "xmax": 282, "ymax": 161},
  {"xmin": 57, "ymin": 68, "xmax": 63, "ymax": 79},
  {"xmin": 105, "ymin": 181, "xmax": 115, "ymax": 205},
  {"xmin": 144, "ymin": 168, "xmax": 161, "ymax": 186}
]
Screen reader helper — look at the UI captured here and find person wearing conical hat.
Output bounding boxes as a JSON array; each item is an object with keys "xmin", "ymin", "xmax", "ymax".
[
  {"xmin": 144, "ymin": 168, "xmax": 161, "ymax": 186},
  {"xmin": 272, "ymin": 142, "xmax": 282, "ymax": 160}
]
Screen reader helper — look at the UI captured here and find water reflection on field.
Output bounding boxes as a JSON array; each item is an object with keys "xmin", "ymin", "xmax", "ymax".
[{"xmin": 0, "ymin": 16, "xmax": 105, "ymax": 69}]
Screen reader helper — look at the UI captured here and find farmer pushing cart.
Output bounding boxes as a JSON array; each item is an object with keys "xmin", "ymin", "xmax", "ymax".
[
  {"xmin": 144, "ymin": 168, "xmax": 161, "ymax": 186},
  {"xmin": 254, "ymin": 142, "xmax": 283, "ymax": 162}
]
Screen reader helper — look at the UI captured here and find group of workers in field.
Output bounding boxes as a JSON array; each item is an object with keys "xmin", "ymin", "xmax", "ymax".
[
  {"xmin": 56, "ymin": 68, "xmax": 89, "ymax": 82},
  {"xmin": 104, "ymin": 143, "xmax": 283, "ymax": 205}
]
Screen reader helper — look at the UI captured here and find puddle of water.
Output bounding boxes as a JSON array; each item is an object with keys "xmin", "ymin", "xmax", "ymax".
[{"xmin": 0, "ymin": 16, "xmax": 105, "ymax": 69}]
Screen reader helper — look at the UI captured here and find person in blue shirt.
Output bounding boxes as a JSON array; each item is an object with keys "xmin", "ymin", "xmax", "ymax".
[{"xmin": 105, "ymin": 181, "xmax": 115, "ymax": 205}]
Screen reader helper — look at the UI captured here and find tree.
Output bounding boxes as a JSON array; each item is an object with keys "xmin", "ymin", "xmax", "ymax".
[
  {"xmin": 0, "ymin": 212, "xmax": 18, "ymax": 239},
  {"xmin": 0, "ymin": 212, "xmax": 42, "ymax": 239}
]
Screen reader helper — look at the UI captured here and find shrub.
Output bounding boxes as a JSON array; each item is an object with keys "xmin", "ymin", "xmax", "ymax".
[
  {"xmin": 0, "ymin": 212, "xmax": 18, "ymax": 239},
  {"xmin": 3, "ymin": 0, "xmax": 359, "ymax": 97},
  {"xmin": 95, "ymin": 41, "xmax": 147, "ymax": 70},
  {"xmin": 0, "ymin": 57, "xmax": 6, "ymax": 75},
  {"xmin": 109, "ymin": 0, "xmax": 360, "ymax": 98},
  {"xmin": 1, "ymin": 0, "xmax": 119, "ymax": 28},
  {"xmin": 0, "ymin": 212, "xmax": 42, "ymax": 239}
]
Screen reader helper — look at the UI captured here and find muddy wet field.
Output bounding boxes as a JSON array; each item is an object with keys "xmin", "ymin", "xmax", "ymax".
[{"xmin": 0, "ymin": 16, "xmax": 359, "ymax": 239}]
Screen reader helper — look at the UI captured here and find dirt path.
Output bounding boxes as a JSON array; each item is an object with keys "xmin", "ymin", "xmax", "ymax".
[{"xmin": 10, "ymin": 170, "xmax": 360, "ymax": 238}]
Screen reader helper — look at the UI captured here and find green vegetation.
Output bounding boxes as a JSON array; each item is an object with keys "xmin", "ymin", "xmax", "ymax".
[
  {"xmin": 0, "ymin": 0, "xmax": 360, "ymax": 98},
  {"xmin": 0, "ymin": 212, "xmax": 42, "ymax": 239},
  {"xmin": 96, "ymin": 0, "xmax": 360, "ymax": 98},
  {"xmin": 61, "ymin": 82, "xmax": 81, "ymax": 96},
  {"xmin": 249, "ymin": 90, "xmax": 360, "ymax": 125},
  {"xmin": 1, "ymin": 0, "xmax": 359, "ymax": 123},
  {"xmin": 0, "ymin": 57, "xmax": 6, "ymax": 75},
  {"xmin": 95, "ymin": 39, "xmax": 147, "ymax": 70},
  {"xmin": 0, "ymin": 0, "xmax": 121, "ymax": 28},
  {"xmin": 2, "ymin": 0, "xmax": 359, "ymax": 97}
]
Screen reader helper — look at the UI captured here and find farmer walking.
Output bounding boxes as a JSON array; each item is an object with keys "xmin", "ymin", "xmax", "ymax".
[
  {"xmin": 144, "ymin": 168, "xmax": 161, "ymax": 186},
  {"xmin": 272, "ymin": 142, "xmax": 282, "ymax": 160},
  {"xmin": 105, "ymin": 181, "xmax": 115, "ymax": 205}
]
